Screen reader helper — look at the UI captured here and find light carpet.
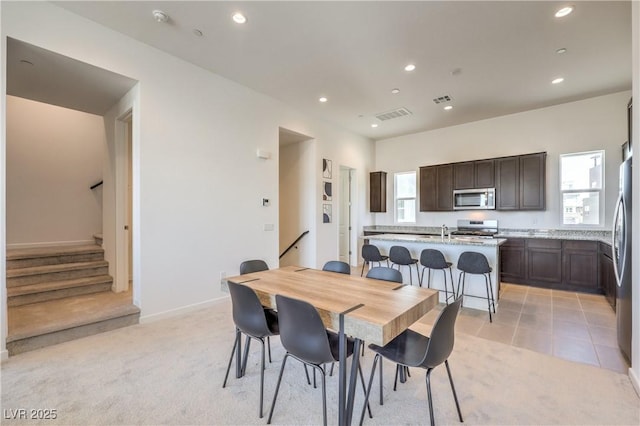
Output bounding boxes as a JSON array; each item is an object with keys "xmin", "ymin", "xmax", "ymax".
[{"xmin": 1, "ymin": 300, "xmax": 638, "ymax": 425}]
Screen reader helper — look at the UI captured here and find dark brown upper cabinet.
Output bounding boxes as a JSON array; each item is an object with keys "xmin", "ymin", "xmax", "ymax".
[
  {"xmin": 454, "ymin": 160, "xmax": 495, "ymax": 190},
  {"xmin": 496, "ymin": 152, "xmax": 546, "ymax": 210},
  {"xmin": 419, "ymin": 164, "xmax": 453, "ymax": 211},
  {"xmin": 369, "ymin": 171, "xmax": 387, "ymax": 212}
]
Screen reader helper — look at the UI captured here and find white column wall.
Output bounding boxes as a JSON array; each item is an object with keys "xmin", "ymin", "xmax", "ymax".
[
  {"xmin": 0, "ymin": 0, "xmax": 374, "ymax": 358},
  {"xmin": 6, "ymin": 96, "xmax": 104, "ymax": 247},
  {"xmin": 375, "ymin": 91, "xmax": 631, "ymax": 231}
]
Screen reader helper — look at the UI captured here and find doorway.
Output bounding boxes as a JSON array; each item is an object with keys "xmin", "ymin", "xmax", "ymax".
[{"xmin": 339, "ymin": 167, "xmax": 355, "ymax": 265}]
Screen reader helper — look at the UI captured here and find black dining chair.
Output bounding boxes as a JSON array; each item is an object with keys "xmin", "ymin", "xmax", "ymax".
[
  {"xmin": 239, "ymin": 259, "xmax": 269, "ymax": 275},
  {"xmin": 366, "ymin": 266, "xmax": 403, "ymax": 283},
  {"xmin": 359, "ymin": 298, "xmax": 464, "ymax": 426},
  {"xmin": 361, "ymin": 244, "xmax": 389, "ymax": 276},
  {"xmin": 267, "ymin": 294, "xmax": 371, "ymax": 426},
  {"xmin": 389, "ymin": 246, "xmax": 420, "ymax": 285},
  {"xmin": 322, "ymin": 260, "xmax": 351, "ymax": 275},
  {"xmin": 222, "ymin": 282, "xmax": 279, "ymax": 418},
  {"xmin": 420, "ymin": 249, "xmax": 456, "ymax": 305},
  {"xmin": 456, "ymin": 251, "xmax": 496, "ymax": 322}
]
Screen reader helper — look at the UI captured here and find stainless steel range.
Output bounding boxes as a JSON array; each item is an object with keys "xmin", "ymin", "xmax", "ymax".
[{"xmin": 450, "ymin": 219, "xmax": 498, "ymax": 238}]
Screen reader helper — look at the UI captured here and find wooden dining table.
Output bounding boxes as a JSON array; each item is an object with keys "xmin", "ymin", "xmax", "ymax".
[{"xmin": 223, "ymin": 265, "xmax": 439, "ymax": 425}]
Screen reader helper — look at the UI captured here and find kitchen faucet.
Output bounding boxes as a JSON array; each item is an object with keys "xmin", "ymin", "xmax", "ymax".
[{"xmin": 441, "ymin": 224, "xmax": 449, "ymax": 240}]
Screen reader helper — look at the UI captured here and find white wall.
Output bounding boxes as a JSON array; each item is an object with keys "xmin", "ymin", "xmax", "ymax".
[
  {"xmin": 375, "ymin": 91, "xmax": 631, "ymax": 231},
  {"xmin": 6, "ymin": 96, "xmax": 104, "ymax": 247},
  {"xmin": 0, "ymin": 0, "xmax": 374, "ymax": 352}
]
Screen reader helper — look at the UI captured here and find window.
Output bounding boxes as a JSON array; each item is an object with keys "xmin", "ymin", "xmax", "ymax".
[
  {"xmin": 560, "ymin": 151, "xmax": 604, "ymax": 226},
  {"xmin": 395, "ymin": 171, "xmax": 416, "ymax": 223}
]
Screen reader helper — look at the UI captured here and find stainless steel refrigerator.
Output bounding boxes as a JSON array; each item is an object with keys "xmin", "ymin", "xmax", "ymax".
[{"xmin": 612, "ymin": 155, "xmax": 632, "ymax": 363}]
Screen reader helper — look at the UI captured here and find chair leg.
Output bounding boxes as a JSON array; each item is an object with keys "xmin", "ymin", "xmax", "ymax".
[
  {"xmin": 415, "ymin": 263, "xmax": 420, "ymax": 286},
  {"xmin": 425, "ymin": 368, "xmax": 435, "ymax": 426},
  {"xmin": 445, "ymin": 360, "xmax": 464, "ymax": 422},
  {"xmin": 320, "ymin": 366, "xmax": 327, "ymax": 426},
  {"xmin": 393, "ymin": 364, "xmax": 400, "ymax": 391},
  {"xmin": 222, "ymin": 331, "xmax": 240, "ymax": 388},
  {"xmin": 488, "ymin": 274, "xmax": 496, "ymax": 313},
  {"xmin": 241, "ymin": 335, "xmax": 251, "ymax": 375},
  {"xmin": 361, "ymin": 261, "xmax": 366, "ymax": 277},
  {"xmin": 442, "ymin": 269, "xmax": 450, "ymax": 305},
  {"xmin": 357, "ymin": 359, "xmax": 373, "ymax": 419},
  {"xmin": 304, "ymin": 364, "xmax": 312, "ymax": 385},
  {"xmin": 259, "ymin": 340, "xmax": 266, "ymax": 418},
  {"xmin": 484, "ymin": 274, "xmax": 493, "ymax": 323},
  {"xmin": 267, "ymin": 336, "xmax": 272, "ymax": 363},
  {"xmin": 359, "ymin": 354, "xmax": 380, "ymax": 426},
  {"xmin": 420, "ymin": 267, "xmax": 426, "ymax": 288},
  {"xmin": 267, "ymin": 354, "xmax": 289, "ymax": 424},
  {"xmin": 379, "ymin": 356, "xmax": 383, "ymax": 405},
  {"xmin": 448, "ymin": 268, "xmax": 455, "ymax": 303}
]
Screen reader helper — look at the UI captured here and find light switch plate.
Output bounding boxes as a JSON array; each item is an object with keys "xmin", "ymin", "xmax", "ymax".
[{"xmin": 264, "ymin": 224, "xmax": 274, "ymax": 231}]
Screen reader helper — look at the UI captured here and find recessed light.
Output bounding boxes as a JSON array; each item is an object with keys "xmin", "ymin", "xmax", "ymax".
[
  {"xmin": 555, "ymin": 6, "xmax": 574, "ymax": 18},
  {"xmin": 152, "ymin": 10, "xmax": 169, "ymax": 23},
  {"xmin": 404, "ymin": 64, "xmax": 416, "ymax": 72},
  {"xmin": 552, "ymin": 77, "xmax": 565, "ymax": 84},
  {"xmin": 193, "ymin": 29, "xmax": 203, "ymax": 37},
  {"xmin": 318, "ymin": 97, "xmax": 328, "ymax": 103},
  {"xmin": 232, "ymin": 12, "xmax": 247, "ymax": 24},
  {"xmin": 556, "ymin": 47, "xmax": 567, "ymax": 54},
  {"xmin": 444, "ymin": 105, "xmax": 453, "ymax": 111},
  {"xmin": 371, "ymin": 123, "xmax": 379, "ymax": 128},
  {"xmin": 391, "ymin": 88, "xmax": 400, "ymax": 94}
]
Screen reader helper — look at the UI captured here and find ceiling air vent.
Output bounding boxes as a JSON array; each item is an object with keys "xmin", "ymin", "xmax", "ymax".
[
  {"xmin": 374, "ymin": 107, "xmax": 412, "ymax": 121},
  {"xmin": 432, "ymin": 95, "xmax": 453, "ymax": 104}
]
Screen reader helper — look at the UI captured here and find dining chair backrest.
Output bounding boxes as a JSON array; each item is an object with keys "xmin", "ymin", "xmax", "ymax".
[
  {"xmin": 275, "ymin": 294, "xmax": 335, "ymax": 365},
  {"xmin": 420, "ymin": 249, "xmax": 449, "ymax": 269},
  {"xmin": 240, "ymin": 259, "xmax": 269, "ymax": 275},
  {"xmin": 421, "ymin": 297, "xmax": 462, "ymax": 369},
  {"xmin": 362, "ymin": 244, "xmax": 385, "ymax": 262},
  {"xmin": 228, "ymin": 281, "xmax": 273, "ymax": 337},
  {"xmin": 366, "ymin": 266, "xmax": 403, "ymax": 283},
  {"xmin": 322, "ymin": 260, "xmax": 351, "ymax": 275},
  {"xmin": 457, "ymin": 252, "xmax": 491, "ymax": 274}
]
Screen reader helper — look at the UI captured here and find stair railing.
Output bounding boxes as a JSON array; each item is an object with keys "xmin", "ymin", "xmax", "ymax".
[
  {"xmin": 90, "ymin": 180, "xmax": 103, "ymax": 190},
  {"xmin": 280, "ymin": 230, "xmax": 310, "ymax": 259}
]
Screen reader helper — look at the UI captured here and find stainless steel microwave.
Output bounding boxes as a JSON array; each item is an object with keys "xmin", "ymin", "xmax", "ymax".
[{"xmin": 453, "ymin": 188, "xmax": 496, "ymax": 210}]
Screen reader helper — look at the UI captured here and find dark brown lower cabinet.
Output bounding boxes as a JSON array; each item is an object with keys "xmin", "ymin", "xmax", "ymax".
[
  {"xmin": 599, "ymin": 242, "xmax": 616, "ymax": 309},
  {"xmin": 500, "ymin": 238, "xmax": 602, "ymax": 293}
]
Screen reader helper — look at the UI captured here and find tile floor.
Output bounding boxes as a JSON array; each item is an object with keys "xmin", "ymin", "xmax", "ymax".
[{"xmin": 420, "ymin": 283, "xmax": 630, "ymax": 374}]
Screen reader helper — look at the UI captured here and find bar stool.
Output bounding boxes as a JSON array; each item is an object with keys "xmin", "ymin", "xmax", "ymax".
[
  {"xmin": 456, "ymin": 251, "xmax": 496, "ymax": 322},
  {"xmin": 361, "ymin": 244, "xmax": 389, "ymax": 276},
  {"xmin": 419, "ymin": 249, "xmax": 455, "ymax": 305},
  {"xmin": 389, "ymin": 246, "xmax": 419, "ymax": 286}
]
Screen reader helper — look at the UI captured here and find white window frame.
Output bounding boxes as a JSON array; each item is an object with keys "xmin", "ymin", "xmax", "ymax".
[
  {"xmin": 394, "ymin": 171, "xmax": 416, "ymax": 224},
  {"xmin": 559, "ymin": 150, "xmax": 605, "ymax": 228}
]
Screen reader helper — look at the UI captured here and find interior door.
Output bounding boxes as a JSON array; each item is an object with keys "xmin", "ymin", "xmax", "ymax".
[{"xmin": 339, "ymin": 167, "xmax": 352, "ymax": 263}]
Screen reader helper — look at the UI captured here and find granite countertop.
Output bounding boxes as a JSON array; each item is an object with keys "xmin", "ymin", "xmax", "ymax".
[
  {"xmin": 364, "ymin": 225, "xmax": 612, "ymax": 244},
  {"xmin": 365, "ymin": 233, "xmax": 506, "ymax": 247}
]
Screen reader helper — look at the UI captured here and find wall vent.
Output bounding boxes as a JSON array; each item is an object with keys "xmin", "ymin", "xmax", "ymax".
[
  {"xmin": 432, "ymin": 95, "xmax": 453, "ymax": 104},
  {"xmin": 374, "ymin": 107, "xmax": 412, "ymax": 121}
]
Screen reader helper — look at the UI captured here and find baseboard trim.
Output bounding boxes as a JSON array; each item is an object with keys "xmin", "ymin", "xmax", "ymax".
[
  {"xmin": 7, "ymin": 240, "xmax": 96, "ymax": 250},
  {"xmin": 1, "ymin": 349, "xmax": 9, "ymax": 362},
  {"xmin": 629, "ymin": 366, "xmax": 640, "ymax": 397},
  {"xmin": 139, "ymin": 296, "xmax": 228, "ymax": 324}
]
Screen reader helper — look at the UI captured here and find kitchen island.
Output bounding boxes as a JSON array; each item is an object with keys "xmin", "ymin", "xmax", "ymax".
[{"xmin": 365, "ymin": 233, "xmax": 506, "ymax": 311}]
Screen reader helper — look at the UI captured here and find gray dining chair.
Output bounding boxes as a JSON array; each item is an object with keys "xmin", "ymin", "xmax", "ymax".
[
  {"xmin": 239, "ymin": 259, "xmax": 269, "ymax": 275},
  {"xmin": 361, "ymin": 244, "xmax": 389, "ymax": 276},
  {"xmin": 322, "ymin": 260, "xmax": 351, "ymax": 275},
  {"xmin": 366, "ymin": 266, "xmax": 403, "ymax": 283},
  {"xmin": 456, "ymin": 251, "xmax": 495, "ymax": 322},
  {"xmin": 267, "ymin": 294, "xmax": 371, "ymax": 425},
  {"xmin": 360, "ymin": 298, "xmax": 464, "ymax": 426},
  {"xmin": 222, "ymin": 282, "xmax": 279, "ymax": 418}
]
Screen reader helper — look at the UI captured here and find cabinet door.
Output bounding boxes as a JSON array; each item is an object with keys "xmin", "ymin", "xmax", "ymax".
[
  {"xmin": 562, "ymin": 240, "xmax": 598, "ymax": 291},
  {"xmin": 369, "ymin": 171, "xmax": 387, "ymax": 212},
  {"xmin": 495, "ymin": 157, "xmax": 519, "ymax": 210},
  {"xmin": 419, "ymin": 166, "xmax": 437, "ymax": 211},
  {"xmin": 453, "ymin": 162, "xmax": 475, "ymax": 189},
  {"xmin": 436, "ymin": 164, "xmax": 453, "ymax": 211},
  {"xmin": 475, "ymin": 159, "xmax": 495, "ymax": 188},
  {"xmin": 527, "ymin": 239, "xmax": 562, "ymax": 284},
  {"xmin": 500, "ymin": 238, "xmax": 526, "ymax": 282},
  {"xmin": 520, "ymin": 153, "xmax": 546, "ymax": 210}
]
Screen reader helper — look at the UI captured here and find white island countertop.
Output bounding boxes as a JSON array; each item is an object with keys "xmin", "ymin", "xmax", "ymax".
[{"xmin": 365, "ymin": 233, "xmax": 507, "ymax": 247}]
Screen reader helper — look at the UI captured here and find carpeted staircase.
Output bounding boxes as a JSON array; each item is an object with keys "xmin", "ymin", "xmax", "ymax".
[{"xmin": 6, "ymin": 244, "xmax": 140, "ymax": 355}]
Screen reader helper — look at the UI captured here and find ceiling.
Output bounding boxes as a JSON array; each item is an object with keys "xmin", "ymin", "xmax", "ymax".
[{"xmin": 37, "ymin": 1, "xmax": 633, "ymax": 139}]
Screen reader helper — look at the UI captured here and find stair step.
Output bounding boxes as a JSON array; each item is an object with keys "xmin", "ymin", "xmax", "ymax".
[
  {"xmin": 7, "ymin": 275, "xmax": 114, "ymax": 307},
  {"xmin": 7, "ymin": 244, "xmax": 104, "ymax": 269},
  {"xmin": 7, "ymin": 291, "xmax": 139, "ymax": 356},
  {"xmin": 7, "ymin": 261, "xmax": 109, "ymax": 287}
]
